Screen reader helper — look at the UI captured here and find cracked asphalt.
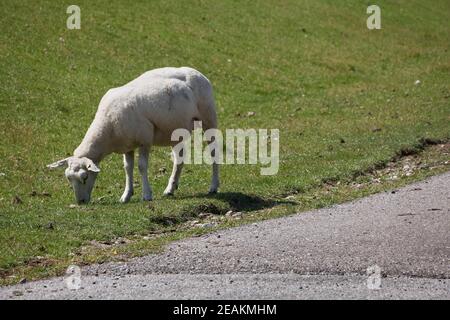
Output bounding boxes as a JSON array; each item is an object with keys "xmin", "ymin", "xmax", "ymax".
[{"xmin": 1, "ymin": 172, "xmax": 449, "ymax": 299}]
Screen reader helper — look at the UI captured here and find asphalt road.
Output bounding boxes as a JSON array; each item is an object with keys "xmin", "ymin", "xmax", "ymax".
[{"xmin": 1, "ymin": 172, "xmax": 449, "ymax": 299}]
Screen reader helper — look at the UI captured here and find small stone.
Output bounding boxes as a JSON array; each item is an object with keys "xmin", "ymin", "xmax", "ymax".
[
  {"xmin": 69, "ymin": 204, "xmax": 77, "ymax": 209},
  {"xmin": 247, "ymin": 111, "xmax": 256, "ymax": 117},
  {"xmin": 232, "ymin": 212, "xmax": 243, "ymax": 219},
  {"xmin": 414, "ymin": 80, "xmax": 421, "ymax": 85},
  {"xmin": 13, "ymin": 290, "xmax": 23, "ymax": 296},
  {"xmin": 195, "ymin": 223, "xmax": 216, "ymax": 228},
  {"xmin": 225, "ymin": 210, "xmax": 234, "ymax": 217},
  {"xmin": 19, "ymin": 278, "xmax": 27, "ymax": 284},
  {"xmin": 114, "ymin": 238, "xmax": 126, "ymax": 245},
  {"xmin": 198, "ymin": 212, "xmax": 211, "ymax": 219}
]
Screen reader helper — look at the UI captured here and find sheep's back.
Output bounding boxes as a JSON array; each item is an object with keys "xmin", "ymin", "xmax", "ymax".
[{"xmin": 101, "ymin": 77, "xmax": 199, "ymax": 148}]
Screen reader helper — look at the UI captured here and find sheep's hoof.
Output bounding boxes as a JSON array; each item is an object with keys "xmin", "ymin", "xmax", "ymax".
[
  {"xmin": 142, "ymin": 195, "xmax": 153, "ymax": 201},
  {"xmin": 163, "ymin": 191, "xmax": 174, "ymax": 197},
  {"xmin": 208, "ymin": 189, "xmax": 218, "ymax": 194},
  {"xmin": 120, "ymin": 194, "xmax": 132, "ymax": 203}
]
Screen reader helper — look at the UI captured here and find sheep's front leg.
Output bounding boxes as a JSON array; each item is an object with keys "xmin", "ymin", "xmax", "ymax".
[
  {"xmin": 138, "ymin": 146, "xmax": 153, "ymax": 201},
  {"xmin": 163, "ymin": 148, "xmax": 184, "ymax": 196},
  {"xmin": 120, "ymin": 151, "xmax": 134, "ymax": 203}
]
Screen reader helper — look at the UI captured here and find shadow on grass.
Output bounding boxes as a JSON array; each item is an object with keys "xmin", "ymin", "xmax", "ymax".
[
  {"xmin": 180, "ymin": 191, "xmax": 297, "ymax": 213},
  {"xmin": 148, "ymin": 191, "xmax": 297, "ymax": 227}
]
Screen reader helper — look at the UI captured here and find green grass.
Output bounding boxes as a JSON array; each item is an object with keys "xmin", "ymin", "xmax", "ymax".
[{"xmin": 0, "ymin": 0, "xmax": 449, "ymax": 282}]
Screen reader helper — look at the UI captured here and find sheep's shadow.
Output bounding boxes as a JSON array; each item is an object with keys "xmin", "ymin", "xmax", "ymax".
[
  {"xmin": 177, "ymin": 191, "xmax": 297, "ymax": 213},
  {"xmin": 91, "ymin": 191, "xmax": 297, "ymax": 213}
]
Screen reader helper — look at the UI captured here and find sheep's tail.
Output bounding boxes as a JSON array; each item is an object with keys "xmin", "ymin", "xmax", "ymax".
[
  {"xmin": 184, "ymin": 68, "xmax": 218, "ymax": 131},
  {"xmin": 200, "ymin": 101, "xmax": 217, "ymax": 132},
  {"xmin": 197, "ymin": 81, "xmax": 218, "ymax": 132}
]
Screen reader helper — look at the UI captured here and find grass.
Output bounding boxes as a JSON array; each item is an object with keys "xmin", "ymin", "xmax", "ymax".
[{"xmin": 0, "ymin": 0, "xmax": 449, "ymax": 284}]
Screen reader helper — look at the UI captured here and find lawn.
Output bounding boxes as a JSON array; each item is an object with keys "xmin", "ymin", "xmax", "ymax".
[{"xmin": 0, "ymin": 0, "xmax": 449, "ymax": 282}]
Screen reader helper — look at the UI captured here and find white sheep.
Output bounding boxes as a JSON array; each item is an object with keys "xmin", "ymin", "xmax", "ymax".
[{"xmin": 48, "ymin": 67, "xmax": 219, "ymax": 204}]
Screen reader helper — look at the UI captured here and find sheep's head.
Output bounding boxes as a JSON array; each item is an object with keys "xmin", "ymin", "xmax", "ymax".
[{"xmin": 47, "ymin": 157, "xmax": 100, "ymax": 204}]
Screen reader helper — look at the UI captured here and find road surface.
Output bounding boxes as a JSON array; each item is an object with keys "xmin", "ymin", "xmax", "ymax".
[{"xmin": 1, "ymin": 172, "xmax": 449, "ymax": 299}]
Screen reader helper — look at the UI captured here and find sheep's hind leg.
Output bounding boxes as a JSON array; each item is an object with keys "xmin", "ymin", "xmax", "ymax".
[
  {"xmin": 120, "ymin": 151, "xmax": 134, "ymax": 203},
  {"xmin": 163, "ymin": 147, "xmax": 184, "ymax": 196},
  {"xmin": 138, "ymin": 146, "xmax": 153, "ymax": 201},
  {"xmin": 209, "ymin": 162, "xmax": 220, "ymax": 194},
  {"xmin": 208, "ymin": 136, "xmax": 220, "ymax": 194}
]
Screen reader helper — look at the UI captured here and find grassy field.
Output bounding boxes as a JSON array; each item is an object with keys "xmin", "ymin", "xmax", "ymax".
[{"xmin": 0, "ymin": 0, "xmax": 449, "ymax": 283}]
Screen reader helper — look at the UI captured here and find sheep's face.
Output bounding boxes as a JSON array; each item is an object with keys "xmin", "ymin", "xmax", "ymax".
[
  {"xmin": 65, "ymin": 159, "xmax": 99, "ymax": 204},
  {"xmin": 48, "ymin": 157, "xmax": 100, "ymax": 204}
]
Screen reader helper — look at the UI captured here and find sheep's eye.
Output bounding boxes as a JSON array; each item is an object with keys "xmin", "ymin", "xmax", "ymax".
[{"xmin": 65, "ymin": 171, "xmax": 75, "ymax": 180}]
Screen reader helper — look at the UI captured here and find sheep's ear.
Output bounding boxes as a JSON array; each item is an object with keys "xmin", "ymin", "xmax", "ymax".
[
  {"xmin": 47, "ymin": 158, "xmax": 70, "ymax": 169},
  {"xmin": 84, "ymin": 158, "xmax": 100, "ymax": 173}
]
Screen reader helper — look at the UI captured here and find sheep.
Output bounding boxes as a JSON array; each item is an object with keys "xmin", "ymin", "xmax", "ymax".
[{"xmin": 47, "ymin": 67, "xmax": 219, "ymax": 204}]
